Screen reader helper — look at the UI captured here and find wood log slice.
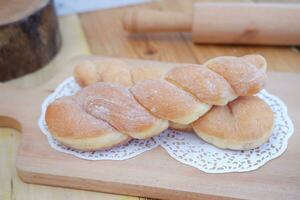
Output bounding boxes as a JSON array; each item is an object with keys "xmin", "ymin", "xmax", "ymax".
[{"xmin": 0, "ymin": 0, "xmax": 62, "ymax": 81}]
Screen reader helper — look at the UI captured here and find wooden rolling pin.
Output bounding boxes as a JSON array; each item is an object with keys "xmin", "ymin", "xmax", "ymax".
[{"xmin": 123, "ymin": 3, "xmax": 300, "ymax": 45}]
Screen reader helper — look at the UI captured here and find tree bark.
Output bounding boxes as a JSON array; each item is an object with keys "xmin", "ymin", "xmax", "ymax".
[{"xmin": 0, "ymin": 0, "xmax": 62, "ymax": 81}]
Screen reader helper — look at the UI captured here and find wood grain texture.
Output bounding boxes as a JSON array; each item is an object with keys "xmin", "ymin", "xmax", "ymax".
[
  {"xmin": 6, "ymin": 15, "xmax": 90, "ymax": 88},
  {"xmin": 191, "ymin": 2, "xmax": 300, "ymax": 45},
  {"xmin": 0, "ymin": 128, "xmax": 138, "ymax": 200},
  {"xmin": 1, "ymin": 0, "xmax": 300, "ymax": 199},
  {"xmin": 0, "ymin": 0, "xmax": 62, "ymax": 81},
  {"xmin": 0, "ymin": 15, "xmax": 139, "ymax": 200},
  {"xmin": 122, "ymin": 3, "xmax": 300, "ymax": 46},
  {"xmin": 1, "ymin": 57, "xmax": 300, "ymax": 200},
  {"xmin": 80, "ymin": 2, "xmax": 197, "ymax": 64},
  {"xmin": 80, "ymin": 0, "xmax": 300, "ymax": 73}
]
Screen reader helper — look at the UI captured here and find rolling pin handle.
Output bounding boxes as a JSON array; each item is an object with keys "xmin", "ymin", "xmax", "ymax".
[{"xmin": 123, "ymin": 10, "xmax": 192, "ymax": 33}]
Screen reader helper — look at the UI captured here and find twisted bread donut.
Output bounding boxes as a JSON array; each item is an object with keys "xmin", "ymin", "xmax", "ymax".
[
  {"xmin": 74, "ymin": 55, "xmax": 267, "ymax": 130},
  {"xmin": 46, "ymin": 55, "xmax": 274, "ymax": 151},
  {"xmin": 74, "ymin": 55, "xmax": 267, "ymax": 96},
  {"xmin": 45, "ymin": 96, "xmax": 130, "ymax": 151}
]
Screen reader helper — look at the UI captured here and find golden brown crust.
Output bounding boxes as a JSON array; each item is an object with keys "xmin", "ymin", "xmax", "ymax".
[
  {"xmin": 45, "ymin": 82, "xmax": 168, "ymax": 150},
  {"xmin": 165, "ymin": 65, "xmax": 237, "ymax": 105},
  {"xmin": 76, "ymin": 82, "xmax": 168, "ymax": 138},
  {"xmin": 73, "ymin": 60, "xmax": 99, "ymax": 87},
  {"xmin": 192, "ymin": 96, "xmax": 274, "ymax": 150},
  {"xmin": 131, "ymin": 66, "xmax": 168, "ymax": 84},
  {"xmin": 53, "ymin": 133, "xmax": 131, "ymax": 151},
  {"xmin": 204, "ymin": 56, "xmax": 267, "ymax": 96},
  {"xmin": 73, "ymin": 55, "xmax": 267, "ymax": 104},
  {"xmin": 45, "ymin": 96, "xmax": 114, "ymax": 139},
  {"xmin": 96, "ymin": 59, "xmax": 133, "ymax": 87},
  {"xmin": 242, "ymin": 54, "xmax": 267, "ymax": 71},
  {"xmin": 131, "ymin": 79, "xmax": 211, "ymax": 124},
  {"xmin": 45, "ymin": 96, "xmax": 130, "ymax": 150},
  {"xmin": 74, "ymin": 58, "xmax": 133, "ymax": 87},
  {"xmin": 45, "ymin": 54, "xmax": 272, "ymax": 151},
  {"xmin": 169, "ymin": 122, "xmax": 194, "ymax": 132}
]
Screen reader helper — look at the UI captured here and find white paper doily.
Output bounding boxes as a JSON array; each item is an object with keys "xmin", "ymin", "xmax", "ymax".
[
  {"xmin": 39, "ymin": 77, "xmax": 159, "ymax": 160},
  {"xmin": 39, "ymin": 77, "xmax": 294, "ymax": 173}
]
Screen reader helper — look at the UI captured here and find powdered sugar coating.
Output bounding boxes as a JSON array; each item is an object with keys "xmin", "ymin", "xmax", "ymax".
[
  {"xmin": 95, "ymin": 59, "xmax": 133, "ymax": 87},
  {"xmin": 45, "ymin": 96, "xmax": 119, "ymax": 139},
  {"xmin": 40, "ymin": 78, "xmax": 294, "ymax": 174},
  {"xmin": 193, "ymin": 96, "xmax": 274, "ymax": 143},
  {"xmin": 131, "ymin": 79, "xmax": 209, "ymax": 124},
  {"xmin": 76, "ymin": 82, "xmax": 161, "ymax": 134},
  {"xmin": 205, "ymin": 56, "xmax": 266, "ymax": 96},
  {"xmin": 165, "ymin": 65, "xmax": 237, "ymax": 105},
  {"xmin": 40, "ymin": 77, "xmax": 159, "ymax": 158}
]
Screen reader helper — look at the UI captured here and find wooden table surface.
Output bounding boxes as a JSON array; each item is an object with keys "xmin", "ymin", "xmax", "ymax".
[{"xmin": 1, "ymin": 0, "xmax": 300, "ymax": 199}]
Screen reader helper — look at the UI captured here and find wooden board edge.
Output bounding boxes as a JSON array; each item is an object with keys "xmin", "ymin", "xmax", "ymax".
[{"xmin": 16, "ymin": 160, "xmax": 230, "ymax": 200}]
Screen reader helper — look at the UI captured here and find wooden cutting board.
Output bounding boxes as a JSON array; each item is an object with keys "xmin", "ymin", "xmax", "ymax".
[{"xmin": 0, "ymin": 57, "xmax": 299, "ymax": 200}]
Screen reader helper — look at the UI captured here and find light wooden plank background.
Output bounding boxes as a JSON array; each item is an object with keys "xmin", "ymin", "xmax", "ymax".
[{"xmin": 1, "ymin": 0, "xmax": 300, "ymax": 199}]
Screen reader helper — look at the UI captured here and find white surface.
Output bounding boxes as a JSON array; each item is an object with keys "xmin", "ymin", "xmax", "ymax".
[
  {"xmin": 39, "ymin": 78, "xmax": 294, "ymax": 173},
  {"xmin": 54, "ymin": 0, "xmax": 152, "ymax": 16}
]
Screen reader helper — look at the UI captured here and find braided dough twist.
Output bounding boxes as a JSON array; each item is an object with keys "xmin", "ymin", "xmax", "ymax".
[{"xmin": 45, "ymin": 55, "xmax": 274, "ymax": 151}]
